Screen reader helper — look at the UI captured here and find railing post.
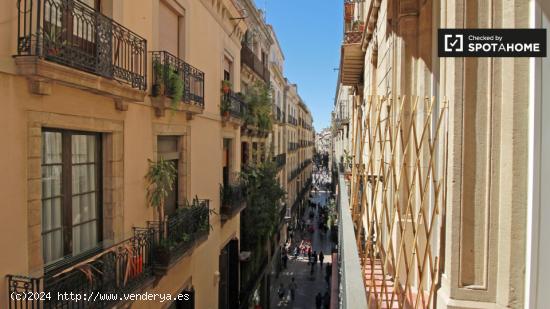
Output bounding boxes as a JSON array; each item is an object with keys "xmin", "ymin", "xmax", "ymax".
[{"xmin": 35, "ymin": 0, "xmax": 41, "ymax": 56}]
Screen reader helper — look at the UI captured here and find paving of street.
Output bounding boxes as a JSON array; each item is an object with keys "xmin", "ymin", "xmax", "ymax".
[{"xmin": 269, "ymin": 166, "xmax": 335, "ymax": 309}]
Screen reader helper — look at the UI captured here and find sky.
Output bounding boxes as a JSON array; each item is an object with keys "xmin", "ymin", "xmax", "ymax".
[{"xmin": 258, "ymin": 0, "xmax": 343, "ymax": 132}]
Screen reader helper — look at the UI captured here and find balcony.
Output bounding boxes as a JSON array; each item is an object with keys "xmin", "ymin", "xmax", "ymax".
[
  {"xmin": 220, "ymin": 184, "xmax": 247, "ymax": 222},
  {"xmin": 151, "ymin": 51, "xmax": 205, "ymax": 117},
  {"xmin": 241, "ymin": 45, "xmax": 270, "ymax": 83},
  {"xmin": 336, "ymin": 163, "xmax": 368, "ymax": 308},
  {"xmin": 147, "ymin": 199, "xmax": 211, "ymax": 273},
  {"xmin": 8, "ymin": 228, "xmax": 155, "ymax": 308},
  {"xmin": 288, "ymin": 142, "xmax": 298, "ymax": 152},
  {"xmin": 221, "ymin": 89, "xmax": 248, "ymax": 126},
  {"xmin": 287, "ymin": 115, "xmax": 298, "ymax": 126},
  {"xmin": 15, "ymin": 0, "xmax": 147, "ymax": 103},
  {"xmin": 273, "ymin": 153, "xmax": 286, "ymax": 170},
  {"xmin": 341, "ymin": 1, "xmax": 365, "ymax": 86}
]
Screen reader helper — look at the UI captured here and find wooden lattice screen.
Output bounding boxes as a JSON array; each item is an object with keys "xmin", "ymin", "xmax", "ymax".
[{"xmin": 348, "ymin": 95, "xmax": 449, "ymax": 309}]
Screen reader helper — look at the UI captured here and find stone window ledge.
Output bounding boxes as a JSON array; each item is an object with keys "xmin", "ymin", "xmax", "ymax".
[{"xmin": 151, "ymin": 96, "xmax": 204, "ymax": 118}]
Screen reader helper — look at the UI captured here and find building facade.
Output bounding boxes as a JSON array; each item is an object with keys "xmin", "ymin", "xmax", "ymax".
[{"xmin": 333, "ymin": 0, "xmax": 549, "ymax": 308}]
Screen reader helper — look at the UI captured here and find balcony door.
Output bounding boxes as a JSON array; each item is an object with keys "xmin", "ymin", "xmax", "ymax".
[
  {"xmin": 159, "ymin": 1, "xmax": 183, "ymax": 57},
  {"xmin": 157, "ymin": 136, "xmax": 181, "ymax": 217},
  {"xmin": 218, "ymin": 239, "xmax": 239, "ymax": 309},
  {"xmin": 41, "ymin": 129, "xmax": 102, "ymax": 265}
]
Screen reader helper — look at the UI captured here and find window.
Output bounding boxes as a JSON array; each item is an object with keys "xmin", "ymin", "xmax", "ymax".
[
  {"xmin": 41, "ymin": 129, "xmax": 101, "ymax": 265},
  {"xmin": 157, "ymin": 136, "xmax": 181, "ymax": 217},
  {"xmin": 224, "ymin": 56, "xmax": 233, "ymax": 83}
]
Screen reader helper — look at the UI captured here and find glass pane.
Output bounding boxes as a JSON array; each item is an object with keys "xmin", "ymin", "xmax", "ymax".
[
  {"xmin": 43, "ymin": 229, "xmax": 63, "ymax": 264},
  {"xmin": 42, "ymin": 197, "xmax": 62, "ymax": 232},
  {"xmin": 72, "ymin": 193, "xmax": 96, "ymax": 224},
  {"xmin": 42, "ymin": 131, "xmax": 62, "ymax": 164},
  {"xmin": 44, "ymin": 0, "xmax": 63, "ymax": 27},
  {"xmin": 72, "ymin": 135, "xmax": 96, "ymax": 164},
  {"xmin": 72, "ymin": 221, "xmax": 97, "ymax": 255},
  {"xmin": 72, "ymin": 164, "xmax": 95, "ymax": 194},
  {"xmin": 42, "ymin": 165, "xmax": 62, "ymax": 198}
]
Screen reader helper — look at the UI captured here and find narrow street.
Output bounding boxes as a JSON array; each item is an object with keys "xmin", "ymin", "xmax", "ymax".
[{"xmin": 270, "ymin": 166, "xmax": 335, "ymax": 309}]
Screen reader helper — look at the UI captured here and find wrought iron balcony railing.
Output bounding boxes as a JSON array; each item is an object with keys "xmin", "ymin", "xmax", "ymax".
[
  {"xmin": 147, "ymin": 199, "xmax": 211, "ymax": 270},
  {"xmin": 287, "ymin": 115, "xmax": 298, "ymax": 126},
  {"xmin": 151, "ymin": 51, "xmax": 205, "ymax": 107},
  {"xmin": 241, "ymin": 45, "xmax": 270, "ymax": 83},
  {"xmin": 273, "ymin": 153, "xmax": 286, "ymax": 170},
  {"xmin": 343, "ymin": 1, "xmax": 365, "ymax": 45},
  {"xmin": 16, "ymin": 0, "xmax": 147, "ymax": 90},
  {"xmin": 220, "ymin": 184, "xmax": 247, "ymax": 221},
  {"xmin": 288, "ymin": 142, "xmax": 298, "ymax": 151},
  {"xmin": 222, "ymin": 90, "xmax": 248, "ymax": 119},
  {"xmin": 7, "ymin": 228, "xmax": 155, "ymax": 309}
]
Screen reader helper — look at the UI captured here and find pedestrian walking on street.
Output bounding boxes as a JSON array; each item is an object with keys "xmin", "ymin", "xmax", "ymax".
[
  {"xmin": 315, "ymin": 292, "xmax": 323, "ymax": 309},
  {"xmin": 319, "ymin": 251, "xmax": 324, "ymax": 267},
  {"xmin": 277, "ymin": 284, "xmax": 286, "ymax": 302},
  {"xmin": 282, "ymin": 252, "xmax": 288, "ymax": 269},
  {"xmin": 289, "ymin": 277, "xmax": 297, "ymax": 301},
  {"xmin": 313, "ymin": 251, "xmax": 318, "ymax": 265}
]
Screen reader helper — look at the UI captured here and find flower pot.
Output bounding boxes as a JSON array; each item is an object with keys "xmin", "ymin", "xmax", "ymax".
[
  {"xmin": 154, "ymin": 246, "xmax": 171, "ymax": 267},
  {"xmin": 152, "ymin": 84, "xmax": 164, "ymax": 97},
  {"xmin": 222, "ymin": 85, "xmax": 230, "ymax": 94}
]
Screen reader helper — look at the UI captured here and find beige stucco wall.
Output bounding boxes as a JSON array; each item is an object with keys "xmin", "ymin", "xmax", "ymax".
[{"xmin": 0, "ymin": 0, "xmax": 247, "ymax": 308}]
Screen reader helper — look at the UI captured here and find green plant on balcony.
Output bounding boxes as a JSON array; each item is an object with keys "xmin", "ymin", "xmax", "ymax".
[
  {"xmin": 154, "ymin": 197, "xmax": 213, "ymax": 267},
  {"xmin": 152, "ymin": 59, "xmax": 166, "ymax": 96},
  {"xmin": 220, "ymin": 96, "xmax": 231, "ymax": 117},
  {"xmin": 221, "ymin": 80, "xmax": 232, "ymax": 94},
  {"xmin": 242, "ymin": 81, "xmax": 273, "ymax": 130},
  {"xmin": 352, "ymin": 20, "xmax": 365, "ymax": 32},
  {"xmin": 40, "ymin": 27, "xmax": 68, "ymax": 57},
  {"xmin": 240, "ymin": 162, "xmax": 285, "ymax": 249},
  {"xmin": 152, "ymin": 61, "xmax": 184, "ymax": 109},
  {"xmin": 145, "ymin": 158, "xmax": 177, "ymax": 231},
  {"xmin": 167, "ymin": 68, "xmax": 184, "ymax": 108}
]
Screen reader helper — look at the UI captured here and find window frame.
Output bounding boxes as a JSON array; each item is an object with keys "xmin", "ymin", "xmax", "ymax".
[{"xmin": 41, "ymin": 128, "xmax": 103, "ymax": 265}]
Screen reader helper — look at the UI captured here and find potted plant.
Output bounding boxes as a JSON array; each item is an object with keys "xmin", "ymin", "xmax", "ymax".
[
  {"xmin": 220, "ymin": 97, "xmax": 231, "ymax": 118},
  {"xmin": 42, "ymin": 28, "xmax": 67, "ymax": 57},
  {"xmin": 152, "ymin": 60, "xmax": 166, "ymax": 97},
  {"xmin": 354, "ymin": 21, "xmax": 365, "ymax": 32},
  {"xmin": 221, "ymin": 80, "xmax": 232, "ymax": 94},
  {"xmin": 154, "ymin": 239, "xmax": 174, "ymax": 267},
  {"xmin": 145, "ymin": 158, "xmax": 177, "ymax": 238},
  {"xmin": 166, "ymin": 68, "xmax": 184, "ymax": 109}
]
